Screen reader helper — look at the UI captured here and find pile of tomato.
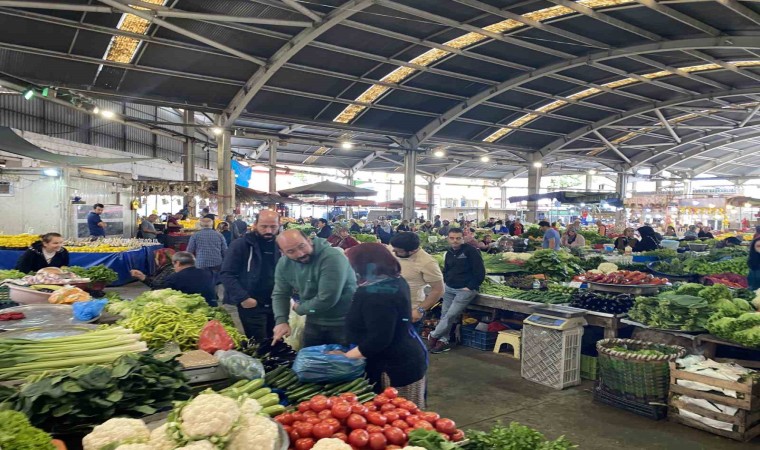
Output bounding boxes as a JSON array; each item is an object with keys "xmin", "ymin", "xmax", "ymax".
[{"xmin": 275, "ymin": 387, "xmax": 463, "ymax": 450}]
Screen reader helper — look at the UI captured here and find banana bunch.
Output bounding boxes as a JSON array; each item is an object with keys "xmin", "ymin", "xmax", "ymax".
[
  {"xmin": 68, "ymin": 245, "xmax": 132, "ymax": 253},
  {"xmin": 0, "ymin": 234, "xmax": 39, "ymax": 248}
]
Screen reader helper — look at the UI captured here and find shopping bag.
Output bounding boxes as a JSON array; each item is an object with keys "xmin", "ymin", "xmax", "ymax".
[
  {"xmin": 285, "ymin": 308, "xmax": 306, "ymax": 351},
  {"xmin": 198, "ymin": 320, "xmax": 235, "ymax": 354},
  {"xmin": 215, "ymin": 349, "xmax": 265, "ymax": 380},
  {"xmin": 72, "ymin": 299, "xmax": 108, "ymax": 321},
  {"xmin": 292, "ymin": 344, "xmax": 366, "ymax": 383}
]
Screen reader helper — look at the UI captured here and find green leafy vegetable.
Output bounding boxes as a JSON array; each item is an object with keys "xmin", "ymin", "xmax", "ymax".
[
  {"xmin": 407, "ymin": 428, "xmax": 458, "ymax": 450},
  {"xmin": 67, "ymin": 265, "xmax": 118, "ymax": 283},
  {"xmin": 0, "ymin": 269, "xmax": 26, "ymax": 280},
  {"xmin": 0, "ymin": 410, "xmax": 55, "ymax": 450},
  {"xmin": 464, "ymin": 422, "xmax": 576, "ymax": 450}
]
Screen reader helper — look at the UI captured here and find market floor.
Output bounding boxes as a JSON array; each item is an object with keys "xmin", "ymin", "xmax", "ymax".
[
  {"xmin": 112, "ymin": 283, "xmax": 756, "ymax": 449},
  {"xmin": 425, "ymin": 347, "xmax": 757, "ymax": 450}
]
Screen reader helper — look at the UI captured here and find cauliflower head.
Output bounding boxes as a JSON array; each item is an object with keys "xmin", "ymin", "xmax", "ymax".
[
  {"xmin": 176, "ymin": 441, "xmax": 216, "ymax": 450},
  {"xmin": 313, "ymin": 438, "xmax": 352, "ymax": 450},
  {"xmin": 82, "ymin": 418, "xmax": 150, "ymax": 450},
  {"xmin": 179, "ymin": 393, "xmax": 241, "ymax": 440},
  {"xmin": 148, "ymin": 424, "xmax": 177, "ymax": 450},
  {"xmin": 114, "ymin": 445, "xmax": 154, "ymax": 450},
  {"xmin": 240, "ymin": 398, "xmax": 262, "ymax": 417},
  {"xmin": 227, "ymin": 414, "xmax": 278, "ymax": 450},
  {"xmin": 597, "ymin": 263, "xmax": 618, "ymax": 274}
]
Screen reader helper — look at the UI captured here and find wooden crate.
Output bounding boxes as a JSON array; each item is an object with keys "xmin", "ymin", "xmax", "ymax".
[{"xmin": 668, "ymin": 362, "xmax": 760, "ymax": 442}]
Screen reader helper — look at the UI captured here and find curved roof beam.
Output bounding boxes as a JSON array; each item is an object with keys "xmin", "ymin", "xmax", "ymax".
[
  {"xmin": 689, "ymin": 138, "xmax": 760, "ymax": 177},
  {"xmin": 407, "ymin": 37, "xmax": 758, "ymax": 147},
  {"xmin": 651, "ymin": 129, "xmax": 760, "ymax": 176},
  {"xmin": 220, "ymin": 0, "xmax": 376, "ymax": 126},
  {"xmin": 536, "ymin": 87, "xmax": 760, "ymax": 161}
]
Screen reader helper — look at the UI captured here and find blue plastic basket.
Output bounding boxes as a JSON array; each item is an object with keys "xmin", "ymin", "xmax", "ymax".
[
  {"xmin": 632, "ymin": 255, "xmax": 658, "ymax": 263},
  {"xmin": 459, "ymin": 326, "xmax": 498, "ymax": 351}
]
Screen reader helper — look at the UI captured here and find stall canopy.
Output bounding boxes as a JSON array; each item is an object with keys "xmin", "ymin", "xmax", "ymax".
[
  {"xmin": 725, "ymin": 196, "xmax": 760, "ymax": 207},
  {"xmin": 509, "ymin": 191, "xmax": 622, "ymax": 207},
  {"xmin": 208, "ymin": 182, "xmax": 300, "ymax": 205},
  {"xmin": 377, "ymin": 200, "xmax": 431, "ymax": 209},
  {"xmin": 308, "ymin": 199, "xmax": 376, "ymax": 207},
  {"xmin": 0, "ymin": 127, "xmax": 154, "ymax": 165},
  {"xmin": 279, "ymin": 180, "xmax": 376, "ymax": 201}
]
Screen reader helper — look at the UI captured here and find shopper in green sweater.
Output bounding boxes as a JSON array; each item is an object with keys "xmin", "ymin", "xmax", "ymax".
[{"xmin": 272, "ymin": 229, "xmax": 357, "ymax": 347}]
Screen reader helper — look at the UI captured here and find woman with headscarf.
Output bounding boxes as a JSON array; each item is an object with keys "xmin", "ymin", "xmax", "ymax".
[
  {"xmin": 614, "ymin": 228, "xmax": 639, "ymax": 251},
  {"xmin": 633, "ymin": 226, "xmax": 660, "ymax": 252},
  {"xmin": 130, "ymin": 248, "xmax": 176, "ymax": 289},
  {"xmin": 664, "ymin": 225, "xmax": 677, "ymax": 238},
  {"xmin": 684, "ymin": 225, "xmax": 699, "ymax": 240},
  {"xmin": 747, "ymin": 237, "xmax": 760, "ymax": 290},
  {"xmin": 376, "ymin": 219, "xmax": 394, "ymax": 244},
  {"xmin": 560, "ymin": 228, "xmax": 586, "ymax": 248}
]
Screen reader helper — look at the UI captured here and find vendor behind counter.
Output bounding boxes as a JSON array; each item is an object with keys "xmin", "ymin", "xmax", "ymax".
[{"xmin": 15, "ymin": 232, "xmax": 69, "ymax": 273}]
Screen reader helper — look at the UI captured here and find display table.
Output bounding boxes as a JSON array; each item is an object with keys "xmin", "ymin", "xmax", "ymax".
[
  {"xmin": 0, "ymin": 244, "xmax": 163, "ymax": 286},
  {"xmin": 473, "ymin": 294, "xmax": 629, "ymax": 338}
]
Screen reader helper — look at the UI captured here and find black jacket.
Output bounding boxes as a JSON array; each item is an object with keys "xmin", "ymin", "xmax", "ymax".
[
  {"xmin": 443, "ymin": 244, "xmax": 486, "ymax": 290},
  {"xmin": 15, "ymin": 242, "xmax": 69, "ymax": 274},
  {"xmin": 349, "ymin": 223, "xmax": 362, "ymax": 233},
  {"xmin": 220, "ymin": 232, "xmax": 280, "ymax": 310},
  {"xmin": 316, "ymin": 225, "xmax": 332, "ymax": 239},
  {"xmin": 167, "ymin": 267, "xmax": 217, "ymax": 306},
  {"xmin": 633, "ymin": 236, "xmax": 660, "ymax": 252},
  {"xmin": 346, "ymin": 277, "xmax": 427, "ymax": 388}
]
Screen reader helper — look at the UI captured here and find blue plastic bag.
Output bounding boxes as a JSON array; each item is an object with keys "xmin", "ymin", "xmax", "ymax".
[
  {"xmin": 72, "ymin": 299, "xmax": 108, "ymax": 321},
  {"xmin": 292, "ymin": 344, "xmax": 366, "ymax": 383}
]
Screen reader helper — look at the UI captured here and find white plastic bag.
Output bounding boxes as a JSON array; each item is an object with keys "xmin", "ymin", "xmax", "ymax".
[{"xmin": 285, "ymin": 308, "xmax": 306, "ymax": 351}]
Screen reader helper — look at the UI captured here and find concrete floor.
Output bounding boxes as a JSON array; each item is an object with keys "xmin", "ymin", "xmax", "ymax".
[{"xmin": 112, "ymin": 283, "xmax": 757, "ymax": 449}]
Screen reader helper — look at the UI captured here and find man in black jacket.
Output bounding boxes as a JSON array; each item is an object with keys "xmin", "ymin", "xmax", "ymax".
[
  {"xmin": 220, "ymin": 210, "xmax": 281, "ymax": 340},
  {"xmin": 315, "ymin": 218, "xmax": 332, "ymax": 239},
  {"xmin": 428, "ymin": 227, "xmax": 486, "ymax": 354}
]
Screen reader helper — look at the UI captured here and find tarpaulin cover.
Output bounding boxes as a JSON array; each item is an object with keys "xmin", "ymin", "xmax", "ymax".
[
  {"xmin": 0, "ymin": 127, "xmax": 155, "ymax": 166},
  {"xmin": 509, "ymin": 191, "xmax": 621, "ymax": 206},
  {"xmin": 0, "ymin": 244, "xmax": 162, "ymax": 286},
  {"xmin": 232, "ymin": 160, "xmax": 252, "ymax": 188}
]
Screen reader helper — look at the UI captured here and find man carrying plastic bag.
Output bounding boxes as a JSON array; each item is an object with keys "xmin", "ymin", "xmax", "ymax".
[{"xmin": 271, "ymin": 230, "xmax": 357, "ymax": 347}]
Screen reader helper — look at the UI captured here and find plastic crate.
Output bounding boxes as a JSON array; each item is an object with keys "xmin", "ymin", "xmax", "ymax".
[
  {"xmin": 594, "ymin": 382, "xmax": 667, "ymax": 420},
  {"xmin": 459, "ymin": 326, "xmax": 497, "ymax": 351},
  {"xmin": 580, "ymin": 355, "xmax": 598, "ymax": 381},
  {"xmin": 521, "ymin": 324, "xmax": 583, "ymax": 389}
]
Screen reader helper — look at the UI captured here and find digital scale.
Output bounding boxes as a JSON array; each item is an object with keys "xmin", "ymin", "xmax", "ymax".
[{"xmin": 525, "ymin": 305, "xmax": 587, "ymax": 330}]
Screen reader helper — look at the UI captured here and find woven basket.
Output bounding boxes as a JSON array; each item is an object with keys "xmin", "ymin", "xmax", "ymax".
[{"xmin": 596, "ymin": 338, "xmax": 686, "ymax": 403}]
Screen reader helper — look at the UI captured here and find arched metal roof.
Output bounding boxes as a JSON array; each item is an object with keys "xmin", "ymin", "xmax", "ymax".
[{"xmin": 0, "ymin": 0, "xmax": 759, "ymax": 180}]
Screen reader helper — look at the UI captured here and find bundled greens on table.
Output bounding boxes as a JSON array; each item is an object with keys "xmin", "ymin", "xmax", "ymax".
[
  {"xmin": 705, "ymin": 290, "xmax": 760, "ymax": 348},
  {"xmin": 483, "ymin": 253, "xmax": 528, "ymax": 274},
  {"xmin": 66, "ymin": 265, "xmax": 118, "ymax": 284},
  {"xmin": 523, "ymin": 250, "xmax": 583, "ymax": 281},
  {"xmin": 683, "ymin": 257, "xmax": 748, "ymax": 276},
  {"xmin": 106, "ymin": 288, "xmax": 208, "ymax": 317},
  {"xmin": 0, "ymin": 410, "xmax": 56, "ymax": 450},
  {"xmin": 464, "ymin": 422, "xmax": 576, "ymax": 450},
  {"xmin": 0, "ymin": 353, "xmax": 190, "ymax": 433},
  {"xmin": 0, "ymin": 326, "xmax": 147, "ymax": 381},
  {"xmin": 0, "ymin": 269, "xmax": 26, "ymax": 279},
  {"xmin": 627, "ymin": 284, "xmax": 734, "ymax": 331},
  {"xmin": 351, "ymin": 233, "xmax": 378, "ymax": 243}
]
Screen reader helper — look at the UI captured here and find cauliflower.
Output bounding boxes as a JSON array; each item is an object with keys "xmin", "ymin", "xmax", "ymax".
[
  {"xmin": 227, "ymin": 414, "xmax": 278, "ymax": 450},
  {"xmin": 313, "ymin": 438, "xmax": 352, "ymax": 450},
  {"xmin": 588, "ymin": 269, "xmax": 602, "ymax": 274},
  {"xmin": 176, "ymin": 441, "xmax": 216, "ymax": 450},
  {"xmin": 597, "ymin": 263, "xmax": 618, "ymax": 274},
  {"xmin": 177, "ymin": 393, "xmax": 241, "ymax": 440},
  {"xmin": 114, "ymin": 445, "xmax": 154, "ymax": 450},
  {"xmin": 82, "ymin": 418, "xmax": 150, "ymax": 450},
  {"xmin": 240, "ymin": 398, "xmax": 262, "ymax": 417},
  {"xmin": 148, "ymin": 424, "xmax": 177, "ymax": 450}
]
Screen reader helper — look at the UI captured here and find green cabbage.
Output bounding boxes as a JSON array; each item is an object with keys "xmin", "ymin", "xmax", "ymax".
[
  {"xmin": 0, "ymin": 410, "xmax": 55, "ymax": 450},
  {"xmin": 731, "ymin": 327, "xmax": 760, "ymax": 348},
  {"xmin": 675, "ymin": 283, "xmax": 704, "ymax": 296}
]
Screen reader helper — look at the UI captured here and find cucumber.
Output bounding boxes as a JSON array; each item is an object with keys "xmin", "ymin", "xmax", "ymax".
[
  {"xmin": 249, "ymin": 387, "xmax": 272, "ymax": 400},
  {"xmin": 257, "ymin": 393, "xmax": 281, "ymax": 408},
  {"xmin": 239, "ymin": 378, "xmax": 265, "ymax": 394},
  {"xmin": 262, "ymin": 405, "xmax": 286, "ymax": 417}
]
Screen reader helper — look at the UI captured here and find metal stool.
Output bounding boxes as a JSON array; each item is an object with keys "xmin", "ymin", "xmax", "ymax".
[{"xmin": 493, "ymin": 330, "xmax": 521, "ymax": 359}]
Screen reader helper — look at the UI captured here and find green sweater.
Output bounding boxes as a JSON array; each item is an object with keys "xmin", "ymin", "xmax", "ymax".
[{"xmin": 272, "ymin": 237, "xmax": 357, "ymax": 326}]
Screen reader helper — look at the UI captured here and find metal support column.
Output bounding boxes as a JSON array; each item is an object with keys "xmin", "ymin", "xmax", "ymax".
[
  {"xmin": 586, "ymin": 174, "xmax": 593, "ymax": 191},
  {"xmin": 402, "ymin": 150, "xmax": 417, "ymax": 221},
  {"xmin": 500, "ymin": 186, "xmax": 507, "ymax": 210},
  {"xmin": 616, "ymin": 172, "xmax": 629, "ymax": 228},
  {"xmin": 217, "ymin": 130, "xmax": 233, "ymax": 215},
  {"xmin": 268, "ymin": 140, "xmax": 278, "ymax": 194},
  {"xmin": 182, "ymin": 109, "xmax": 195, "ymax": 182},
  {"xmin": 426, "ymin": 178, "xmax": 435, "ymax": 221},
  {"xmin": 683, "ymin": 179, "xmax": 693, "ymax": 196},
  {"xmin": 526, "ymin": 158, "xmax": 542, "ymax": 223}
]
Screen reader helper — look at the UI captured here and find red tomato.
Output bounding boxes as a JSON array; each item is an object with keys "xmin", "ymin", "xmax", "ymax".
[
  {"xmin": 288, "ymin": 429, "xmax": 302, "ymax": 442},
  {"xmin": 366, "ymin": 405, "xmax": 378, "ymax": 412},
  {"xmin": 405, "ymin": 415, "xmax": 421, "ymax": 426},
  {"xmin": 350, "ymin": 403, "xmax": 368, "ymax": 415},
  {"xmin": 384, "ymin": 411, "xmax": 400, "ymax": 422},
  {"xmin": 400, "ymin": 401, "xmax": 418, "ymax": 413},
  {"xmin": 312, "ymin": 422, "xmax": 334, "ymax": 439},
  {"xmin": 383, "ymin": 387, "xmax": 399, "ymax": 399},
  {"xmin": 413, "ymin": 420, "xmax": 434, "ymax": 431},
  {"xmin": 420, "ymin": 412, "xmax": 440, "ymax": 423},
  {"xmin": 366, "ymin": 424, "xmax": 383, "ymax": 434},
  {"xmin": 348, "ymin": 429, "xmax": 369, "ymax": 448},
  {"xmin": 363, "ymin": 401, "xmax": 374, "ymax": 408},
  {"xmin": 391, "ymin": 397, "xmax": 406, "ymax": 406},
  {"xmin": 373, "ymin": 395, "xmax": 390, "ymax": 406},
  {"xmin": 451, "ymin": 429, "xmax": 465, "ymax": 442},
  {"xmin": 303, "ymin": 411, "xmax": 317, "ymax": 418},
  {"xmin": 368, "ymin": 432, "xmax": 387, "ymax": 450},
  {"xmin": 295, "ymin": 437, "xmax": 315, "ymax": 450},
  {"xmin": 332, "ymin": 403, "xmax": 352, "ymax": 420},
  {"xmin": 310, "ymin": 395, "xmax": 329, "ymax": 412},
  {"xmin": 306, "ymin": 417, "xmax": 321, "ymax": 425},
  {"xmin": 367, "ymin": 412, "xmax": 387, "ymax": 426},
  {"xmin": 292, "ymin": 412, "xmax": 305, "ymax": 422},
  {"xmin": 339, "ymin": 392, "xmax": 359, "ymax": 403},
  {"xmin": 332, "ymin": 432, "xmax": 348, "ymax": 443},
  {"xmin": 380, "ymin": 403, "xmax": 396, "ymax": 413},
  {"xmin": 294, "ymin": 422, "xmax": 313, "ymax": 438},
  {"xmin": 318, "ymin": 410, "xmax": 333, "ymax": 420},
  {"xmin": 384, "ymin": 427, "xmax": 406, "ymax": 445},
  {"xmin": 391, "ymin": 419, "xmax": 409, "ymax": 430},
  {"xmin": 395, "ymin": 408, "xmax": 410, "ymax": 419},
  {"xmin": 435, "ymin": 418, "xmax": 457, "ymax": 434},
  {"xmin": 298, "ymin": 402, "xmax": 311, "ymax": 413},
  {"xmin": 346, "ymin": 414, "xmax": 367, "ymax": 430},
  {"xmin": 323, "ymin": 418, "xmax": 341, "ymax": 432}
]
